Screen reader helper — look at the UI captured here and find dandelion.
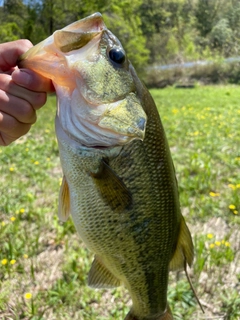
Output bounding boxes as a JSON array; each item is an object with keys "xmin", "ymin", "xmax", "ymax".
[
  {"xmin": 9, "ymin": 167, "xmax": 15, "ymax": 172},
  {"xmin": 24, "ymin": 292, "xmax": 32, "ymax": 300},
  {"xmin": 225, "ymin": 242, "xmax": 231, "ymax": 247},
  {"xmin": 10, "ymin": 259, "xmax": 16, "ymax": 265},
  {"xmin": 172, "ymin": 109, "xmax": 179, "ymax": 114},
  {"xmin": 215, "ymin": 241, "xmax": 221, "ymax": 246},
  {"xmin": 1, "ymin": 221, "xmax": 6, "ymax": 226},
  {"xmin": 228, "ymin": 184, "xmax": 236, "ymax": 190},
  {"xmin": 19, "ymin": 208, "xmax": 25, "ymax": 214},
  {"xmin": 45, "ymin": 129, "xmax": 50, "ymax": 133},
  {"xmin": 233, "ymin": 210, "xmax": 238, "ymax": 215},
  {"xmin": 25, "ymin": 148, "xmax": 29, "ymax": 152},
  {"xmin": 209, "ymin": 192, "xmax": 220, "ymax": 197},
  {"xmin": 193, "ymin": 131, "xmax": 199, "ymax": 136},
  {"xmin": 236, "ymin": 184, "xmax": 240, "ymax": 189},
  {"xmin": 23, "ymin": 254, "xmax": 28, "ymax": 259},
  {"xmin": 209, "ymin": 243, "xmax": 215, "ymax": 249},
  {"xmin": 59, "ymin": 177, "xmax": 62, "ymax": 186},
  {"xmin": 10, "ymin": 217, "xmax": 16, "ymax": 222},
  {"xmin": 229, "ymin": 204, "xmax": 236, "ymax": 210},
  {"xmin": 1, "ymin": 259, "xmax": 8, "ymax": 265},
  {"xmin": 34, "ymin": 161, "xmax": 39, "ymax": 165},
  {"xmin": 207, "ymin": 233, "xmax": 214, "ymax": 239},
  {"xmin": 15, "ymin": 210, "xmax": 19, "ymax": 214}
]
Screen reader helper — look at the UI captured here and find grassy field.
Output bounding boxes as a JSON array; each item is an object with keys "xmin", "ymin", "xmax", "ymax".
[{"xmin": 0, "ymin": 86, "xmax": 239, "ymax": 320}]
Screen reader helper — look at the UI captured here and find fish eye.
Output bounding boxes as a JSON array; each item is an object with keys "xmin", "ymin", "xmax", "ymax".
[{"xmin": 108, "ymin": 48, "xmax": 125, "ymax": 64}]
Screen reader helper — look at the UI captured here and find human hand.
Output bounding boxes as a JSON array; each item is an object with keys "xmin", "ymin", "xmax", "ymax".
[{"xmin": 0, "ymin": 39, "xmax": 54, "ymax": 146}]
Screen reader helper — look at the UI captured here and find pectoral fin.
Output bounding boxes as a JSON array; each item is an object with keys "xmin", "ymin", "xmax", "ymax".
[
  {"xmin": 91, "ymin": 160, "xmax": 132, "ymax": 212},
  {"xmin": 58, "ymin": 175, "xmax": 70, "ymax": 222},
  {"xmin": 88, "ymin": 255, "xmax": 121, "ymax": 288}
]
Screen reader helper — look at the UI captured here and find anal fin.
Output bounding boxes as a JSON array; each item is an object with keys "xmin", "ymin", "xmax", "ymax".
[
  {"xmin": 88, "ymin": 255, "xmax": 121, "ymax": 289},
  {"xmin": 58, "ymin": 175, "xmax": 70, "ymax": 222}
]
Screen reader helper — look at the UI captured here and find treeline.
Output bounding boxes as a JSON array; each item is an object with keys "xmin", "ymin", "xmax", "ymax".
[{"xmin": 1, "ymin": 0, "xmax": 240, "ymax": 74}]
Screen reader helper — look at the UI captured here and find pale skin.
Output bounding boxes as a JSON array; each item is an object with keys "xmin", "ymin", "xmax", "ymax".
[{"xmin": 0, "ymin": 39, "xmax": 54, "ymax": 146}]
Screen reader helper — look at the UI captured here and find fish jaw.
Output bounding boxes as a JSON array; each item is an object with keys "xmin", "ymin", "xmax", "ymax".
[
  {"xmin": 18, "ymin": 12, "xmax": 147, "ymax": 147},
  {"xmin": 18, "ymin": 13, "xmax": 105, "ymax": 89}
]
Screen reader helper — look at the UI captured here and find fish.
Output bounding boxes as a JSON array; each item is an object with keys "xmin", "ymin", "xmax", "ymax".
[{"xmin": 18, "ymin": 12, "xmax": 195, "ymax": 320}]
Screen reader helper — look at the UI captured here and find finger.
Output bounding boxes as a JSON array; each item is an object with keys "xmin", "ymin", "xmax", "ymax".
[
  {"xmin": 0, "ymin": 88, "xmax": 37, "ymax": 124},
  {"xmin": 0, "ymin": 73, "xmax": 47, "ymax": 111},
  {"xmin": 0, "ymin": 40, "xmax": 33, "ymax": 71},
  {"xmin": 0, "ymin": 111, "xmax": 32, "ymax": 146},
  {"xmin": 12, "ymin": 68, "xmax": 55, "ymax": 93}
]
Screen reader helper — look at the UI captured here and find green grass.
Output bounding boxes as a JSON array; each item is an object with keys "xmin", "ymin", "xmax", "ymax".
[{"xmin": 0, "ymin": 86, "xmax": 239, "ymax": 320}]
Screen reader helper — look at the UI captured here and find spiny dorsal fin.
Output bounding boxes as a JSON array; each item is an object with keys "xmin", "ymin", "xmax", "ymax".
[
  {"xmin": 91, "ymin": 159, "xmax": 132, "ymax": 212},
  {"xmin": 88, "ymin": 255, "xmax": 121, "ymax": 288},
  {"xmin": 58, "ymin": 175, "xmax": 70, "ymax": 222},
  {"xmin": 169, "ymin": 217, "xmax": 194, "ymax": 271}
]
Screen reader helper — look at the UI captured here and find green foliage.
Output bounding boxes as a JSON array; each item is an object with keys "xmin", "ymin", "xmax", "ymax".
[{"xmin": 0, "ymin": 22, "xmax": 22, "ymax": 42}]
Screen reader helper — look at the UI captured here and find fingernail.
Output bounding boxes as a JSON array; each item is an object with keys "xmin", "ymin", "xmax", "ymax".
[{"xmin": 12, "ymin": 69, "xmax": 32, "ymax": 87}]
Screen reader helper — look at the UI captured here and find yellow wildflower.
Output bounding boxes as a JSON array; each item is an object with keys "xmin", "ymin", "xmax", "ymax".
[
  {"xmin": 24, "ymin": 293, "xmax": 32, "ymax": 300},
  {"xmin": 10, "ymin": 259, "xmax": 16, "ymax": 265},
  {"xmin": 45, "ymin": 129, "xmax": 50, "ymax": 133},
  {"xmin": 209, "ymin": 243, "xmax": 215, "ymax": 249},
  {"xmin": 225, "ymin": 242, "xmax": 230, "ymax": 247},
  {"xmin": 233, "ymin": 210, "xmax": 238, "ymax": 215},
  {"xmin": 15, "ymin": 210, "xmax": 19, "ymax": 214},
  {"xmin": 25, "ymin": 148, "xmax": 29, "ymax": 152},
  {"xmin": 19, "ymin": 208, "xmax": 25, "ymax": 214},
  {"xmin": 172, "ymin": 109, "xmax": 179, "ymax": 114},
  {"xmin": 228, "ymin": 184, "xmax": 236, "ymax": 190},
  {"xmin": 34, "ymin": 161, "xmax": 39, "ymax": 165},
  {"xmin": 229, "ymin": 204, "xmax": 236, "ymax": 210},
  {"xmin": 236, "ymin": 184, "xmax": 240, "ymax": 189},
  {"xmin": 47, "ymin": 157, "xmax": 50, "ymax": 161},
  {"xmin": 23, "ymin": 254, "xmax": 28, "ymax": 259},
  {"xmin": 209, "ymin": 192, "xmax": 220, "ymax": 197},
  {"xmin": 10, "ymin": 217, "xmax": 16, "ymax": 222},
  {"xmin": 1, "ymin": 221, "xmax": 6, "ymax": 226},
  {"xmin": 207, "ymin": 233, "xmax": 214, "ymax": 239},
  {"xmin": 215, "ymin": 241, "xmax": 221, "ymax": 246},
  {"xmin": 1, "ymin": 259, "xmax": 8, "ymax": 265},
  {"xmin": 9, "ymin": 167, "xmax": 15, "ymax": 172}
]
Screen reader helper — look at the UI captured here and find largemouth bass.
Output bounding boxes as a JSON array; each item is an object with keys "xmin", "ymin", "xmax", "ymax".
[{"xmin": 19, "ymin": 13, "xmax": 194, "ymax": 320}]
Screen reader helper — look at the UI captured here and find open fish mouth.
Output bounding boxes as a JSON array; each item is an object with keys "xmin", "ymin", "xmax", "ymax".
[{"xmin": 18, "ymin": 12, "xmax": 147, "ymax": 147}]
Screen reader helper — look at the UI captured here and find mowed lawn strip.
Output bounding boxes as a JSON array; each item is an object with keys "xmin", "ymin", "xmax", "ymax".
[{"xmin": 0, "ymin": 86, "xmax": 239, "ymax": 319}]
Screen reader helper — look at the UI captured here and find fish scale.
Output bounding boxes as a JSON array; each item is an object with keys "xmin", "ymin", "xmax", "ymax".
[{"xmin": 18, "ymin": 12, "xmax": 194, "ymax": 320}]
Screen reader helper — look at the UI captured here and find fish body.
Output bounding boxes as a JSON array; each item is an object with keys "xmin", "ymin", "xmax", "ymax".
[{"xmin": 19, "ymin": 13, "xmax": 194, "ymax": 320}]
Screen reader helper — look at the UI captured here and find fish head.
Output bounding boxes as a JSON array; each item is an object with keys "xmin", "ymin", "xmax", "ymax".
[{"xmin": 18, "ymin": 13, "xmax": 147, "ymax": 147}]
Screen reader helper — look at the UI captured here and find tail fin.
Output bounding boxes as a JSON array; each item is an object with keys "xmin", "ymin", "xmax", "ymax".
[{"xmin": 124, "ymin": 305, "xmax": 173, "ymax": 320}]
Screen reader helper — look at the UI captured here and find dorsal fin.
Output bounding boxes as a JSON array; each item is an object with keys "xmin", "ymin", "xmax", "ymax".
[
  {"xmin": 169, "ymin": 217, "xmax": 204, "ymax": 313},
  {"xmin": 169, "ymin": 217, "xmax": 194, "ymax": 271},
  {"xmin": 88, "ymin": 255, "xmax": 121, "ymax": 288},
  {"xmin": 58, "ymin": 175, "xmax": 70, "ymax": 222}
]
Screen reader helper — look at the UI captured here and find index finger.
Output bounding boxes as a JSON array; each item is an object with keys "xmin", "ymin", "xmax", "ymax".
[{"xmin": 0, "ymin": 40, "xmax": 33, "ymax": 71}]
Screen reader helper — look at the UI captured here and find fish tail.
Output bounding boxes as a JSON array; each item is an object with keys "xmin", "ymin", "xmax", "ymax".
[{"xmin": 124, "ymin": 304, "xmax": 173, "ymax": 320}]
